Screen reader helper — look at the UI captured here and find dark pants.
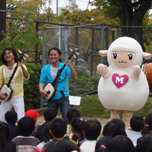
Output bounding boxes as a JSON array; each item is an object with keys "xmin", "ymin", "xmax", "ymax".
[{"xmin": 48, "ymin": 96, "xmax": 70, "ymax": 123}]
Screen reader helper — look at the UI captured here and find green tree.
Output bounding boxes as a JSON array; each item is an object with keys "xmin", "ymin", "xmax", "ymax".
[{"xmin": 93, "ymin": 0, "xmax": 152, "ymax": 51}]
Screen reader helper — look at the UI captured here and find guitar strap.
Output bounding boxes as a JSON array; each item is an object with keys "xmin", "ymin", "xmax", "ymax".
[{"xmin": 53, "ymin": 72, "xmax": 60, "ymax": 89}]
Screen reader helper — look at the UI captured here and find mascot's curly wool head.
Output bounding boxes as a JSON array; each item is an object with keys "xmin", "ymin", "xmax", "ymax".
[{"xmin": 107, "ymin": 36, "xmax": 143, "ymax": 70}]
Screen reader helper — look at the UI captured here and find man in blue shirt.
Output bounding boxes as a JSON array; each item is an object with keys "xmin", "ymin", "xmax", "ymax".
[{"xmin": 39, "ymin": 47, "xmax": 76, "ymax": 122}]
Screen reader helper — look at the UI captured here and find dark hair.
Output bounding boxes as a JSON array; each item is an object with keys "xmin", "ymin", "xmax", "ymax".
[
  {"xmin": 84, "ymin": 119, "xmax": 101, "ymax": 140},
  {"xmin": 130, "ymin": 115, "xmax": 144, "ymax": 131},
  {"xmin": 44, "ymin": 108, "xmax": 56, "ymax": 121},
  {"xmin": 106, "ymin": 118, "xmax": 126, "ymax": 137},
  {"xmin": 50, "ymin": 118, "xmax": 67, "ymax": 138},
  {"xmin": 107, "ymin": 135, "xmax": 135, "ymax": 152},
  {"xmin": 5, "ymin": 110, "xmax": 17, "ymax": 124},
  {"xmin": 141, "ymin": 113, "xmax": 152, "ymax": 135},
  {"xmin": 18, "ymin": 116, "xmax": 35, "ymax": 136},
  {"xmin": 67, "ymin": 108, "xmax": 81, "ymax": 124},
  {"xmin": 41, "ymin": 121, "xmax": 53, "ymax": 142},
  {"xmin": 70, "ymin": 117, "xmax": 85, "ymax": 146},
  {"xmin": 48, "ymin": 47, "xmax": 62, "ymax": 62},
  {"xmin": 95, "ymin": 136, "xmax": 112, "ymax": 152},
  {"xmin": 0, "ymin": 122, "xmax": 12, "ymax": 152},
  {"xmin": 102, "ymin": 123, "xmax": 109, "ymax": 136},
  {"xmin": 146, "ymin": 140, "xmax": 152, "ymax": 152},
  {"xmin": 136, "ymin": 134, "xmax": 152, "ymax": 152},
  {"xmin": 1, "ymin": 48, "xmax": 18, "ymax": 65},
  {"xmin": 46, "ymin": 138, "xmax": 80, "ymax": 152}
]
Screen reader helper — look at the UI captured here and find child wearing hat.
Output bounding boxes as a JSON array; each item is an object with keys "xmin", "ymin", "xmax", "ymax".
[{"xmin": 25, "ymin": 109, "xmax": 40, "ymax": 137}]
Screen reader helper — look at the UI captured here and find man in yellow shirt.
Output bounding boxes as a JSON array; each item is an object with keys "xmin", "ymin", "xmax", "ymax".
[{"xmin": 0, "ymin": 48, "xmax": 30, "ymax": 122}]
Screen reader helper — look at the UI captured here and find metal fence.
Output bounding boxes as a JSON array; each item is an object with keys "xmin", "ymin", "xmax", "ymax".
[{"xmin": 41, "ymin": 23, "xmax": 152, "ymax": 106}]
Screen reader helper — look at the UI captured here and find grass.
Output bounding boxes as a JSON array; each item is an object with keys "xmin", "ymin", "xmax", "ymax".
[{"xmin": 76, "ymin": 94, "xmax": 152, "ymax": 119}]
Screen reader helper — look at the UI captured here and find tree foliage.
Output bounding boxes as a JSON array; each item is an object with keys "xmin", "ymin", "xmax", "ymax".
[
  {"xmin": 93, "ymin": 0, "xmax": 152, "ymax": 51},
  {"xmin": 93, "ymin": 0, "xmax": 152, "ymax": 26},
  {"xmin": 59, "ymin": 9, "xmax": 118, "ymax": 25}
]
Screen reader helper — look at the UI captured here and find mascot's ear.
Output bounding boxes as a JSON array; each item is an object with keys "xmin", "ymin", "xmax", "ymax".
[
  {"xmin": 99, "ymin": 50, "xmax": 108, "ymax": 57},
  {"xmin": 142, "ymin": 52, "xmax": 151, "ymax": 59}
]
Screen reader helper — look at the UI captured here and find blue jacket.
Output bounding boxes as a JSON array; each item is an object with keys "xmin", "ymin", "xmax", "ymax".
[{"xmin": 39, "ymin": 62, "xmax": 72, "ymax": 100}]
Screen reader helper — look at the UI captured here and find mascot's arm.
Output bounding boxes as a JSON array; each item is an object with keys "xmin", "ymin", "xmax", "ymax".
[
  {"xmin": 131, "ymin": 65, "xmax": 141, "ymax": 78},
  {"xmin": 97, "ymin": 64, "xmax": 110, "ymax": 77}
]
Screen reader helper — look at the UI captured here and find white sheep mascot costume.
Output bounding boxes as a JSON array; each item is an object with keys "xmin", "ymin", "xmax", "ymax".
[{"xmin": 97, "ymin": 36, "xmax": 151, "ymax": 129}]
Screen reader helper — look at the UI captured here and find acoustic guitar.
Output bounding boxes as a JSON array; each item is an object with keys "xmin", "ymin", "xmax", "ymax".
[
  {"xmin": 44, "ymin": 48, "xmax": 79, "ymax": 100},
  {"xmin": 0, "ymin": 49, "xmax": 29, "ymax": 101}
]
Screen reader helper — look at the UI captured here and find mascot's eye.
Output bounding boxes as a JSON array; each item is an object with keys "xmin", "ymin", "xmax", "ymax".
[
  {"xmin": 128, "ymin": 54, "xmax": 133, "ymax": 60},
  {"xmin": 113, "ymin": 53, "xmax": 117, "ymax": 59}
]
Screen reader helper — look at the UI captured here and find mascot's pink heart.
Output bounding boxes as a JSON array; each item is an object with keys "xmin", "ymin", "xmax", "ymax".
[{"xmin": 112, "ymin": 73, "xmax": 129, "ymax": 88}]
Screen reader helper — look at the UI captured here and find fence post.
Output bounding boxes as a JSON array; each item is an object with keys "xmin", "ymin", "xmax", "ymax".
[
  {"xmin": 116, "ymin": 27, "xmax": 119, "ymax": 38},
  {"xmin": 90, "ymin": 27, "xmax": 94, "ymax": 76},
  {"xmin": 40, "ymin": 27, "xmax": 46, "ymax": 108},
  {"xmin": 101, "ymin": 24, "xmax": 104, "ymax": 63},
  {"xmin": 64, "ymin": 27, "xmax": 68, "ymax": 60},
  {"xmin": 35, "ymin": 22, "xmax": 39, "ymax": 63}
]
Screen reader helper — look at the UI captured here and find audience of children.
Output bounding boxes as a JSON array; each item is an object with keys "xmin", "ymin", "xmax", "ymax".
[
  {"xmin": 95, "ymin": 136, "xmax": 112, "ymax": 152},
  {"xmin": 136, "ymin": 134, "xmax": 152, "ymax": 152},
  {"xmin": 42, "ymin": 117, "xmax": 68, "ymax": 152},
  {"xmin": 5, "ymin": 110, "xmax": 19, "ymax": 140},
  {"xmin": 67, "ymin": 117, "xmax": 85, "ymax": 146},
  {"xmin": 103, "ymin": 118, "xmax": 126, "ymax": 137},
  {"xmin": 126, "ymin": 115, "xmax": 144, "ymax": 146},
  {"xmin": 66, "ymin": 108, "xmax": 81, "ymax": 135},
  {"xmin": 12, "ymin": 116, "xmax": 40, "ymax": 152},
  {"xmin": 25, "ymin": 109, "xmax": 40, "ymax": 137},
  {"xmin": 37, "ymin": 108, "xmax": 56, "ymax": 141},
  {"xmin": 35, "ymin": 122, "xmax": 53, "ymax": 152},
  {"xmin": 107, "ymin": 135, "xmax": 135, "ymax": 152},
  {"xmin": 45, "ymin": 137, "xmax": 80, "ymax": 152},
  {"xmin": 2, "ymin": 107, "xmax": 152, "ymax": 152},
  {"xmin": 80, "ymin": 119, "xmax": 102, "ymax": 152}
]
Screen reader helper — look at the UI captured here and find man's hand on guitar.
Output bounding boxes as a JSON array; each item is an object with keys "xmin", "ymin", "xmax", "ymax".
[
  {"xmin": 65, "ymin": 60, "xmax": 73, "ymax": 69},
  {"xmin": 17, "ymin": 61, "xmax": 24, "ymax": 68},
  {"xmin": 0, "ymin": 93, "xmax": 7, "ymax": 100},
  {"xmin": 40, "ymin": 90, "xmax": 49, "ymax": 98}
]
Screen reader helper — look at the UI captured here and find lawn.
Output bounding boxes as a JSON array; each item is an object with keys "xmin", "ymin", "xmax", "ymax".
[{"xmin": 78, "ymin": 94, "xmax": 152, "ymax": 119}]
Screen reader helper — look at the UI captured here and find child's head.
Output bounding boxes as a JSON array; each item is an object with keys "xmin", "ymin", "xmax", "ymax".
[
  {"xmin": 95, "ymin": 136, "xmax": 112, "ymax": 152},
  {"xmin": 0, "ymin": 122, "xmax": 11, "ymax": 152},
  {"xmin": 136, "ymin": 134, "xmax": 152, "ymax": 152},
  {"xmin": 25, "ymin": 109, "xmax": 39, "ymax": 123},
  {"xmin": 130, "ymin": 115, "xmax": 144, "ymax": 131},
  {"xmin": 44, "ymin": 108, "xmax": 56, "ymax": 122},
  {"xmin": 41, "ymin": 121, "xmax": 53, "ymax": 142},
  {"xmin": 70, "ymin": 117, "xmax": 85, "ymax": 145},
  {"xmin": 50, "ymin": 118, "xmax": 67, "ymax": 138},
  {"xmin": 141, "ymin": 113, "xmax": 152, "ymax": 135},
  {"xmin": 0, "ymin": 121, "xmax": 10, "ymax": 141},
  {"xmin": 66, "ymin": 108, "xmax": 81, "ymax": 124},
  {"xmin": 5, "ymin": 110, "xmax": 17, "ymax": 124},
  {"xmin": 106, "ymin": 118, "xmax": 126, "ymax": 137},
  {"xmin": 107, "ymin": 135, "xmax": 135, "ymax": 152},
  {"xmin": 46, "ymin": 138, "xmax": 80, "ymax": 152},
  {"xmin": 18, "ymin": 116, "xmax": 35, "ymax": 136},
  {"xmin": 84, "ymin": 119, "xmax": 101, "ymax": 140}
]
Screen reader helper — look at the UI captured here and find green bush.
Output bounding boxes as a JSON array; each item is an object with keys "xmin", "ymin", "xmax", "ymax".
[
  {"xmin": 24, "ymin": 63, "xmax": 42, "ymax": 110},
  {"xmin": 69, "ymin": 68, "xmax": 100, "ymax": 96}
]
